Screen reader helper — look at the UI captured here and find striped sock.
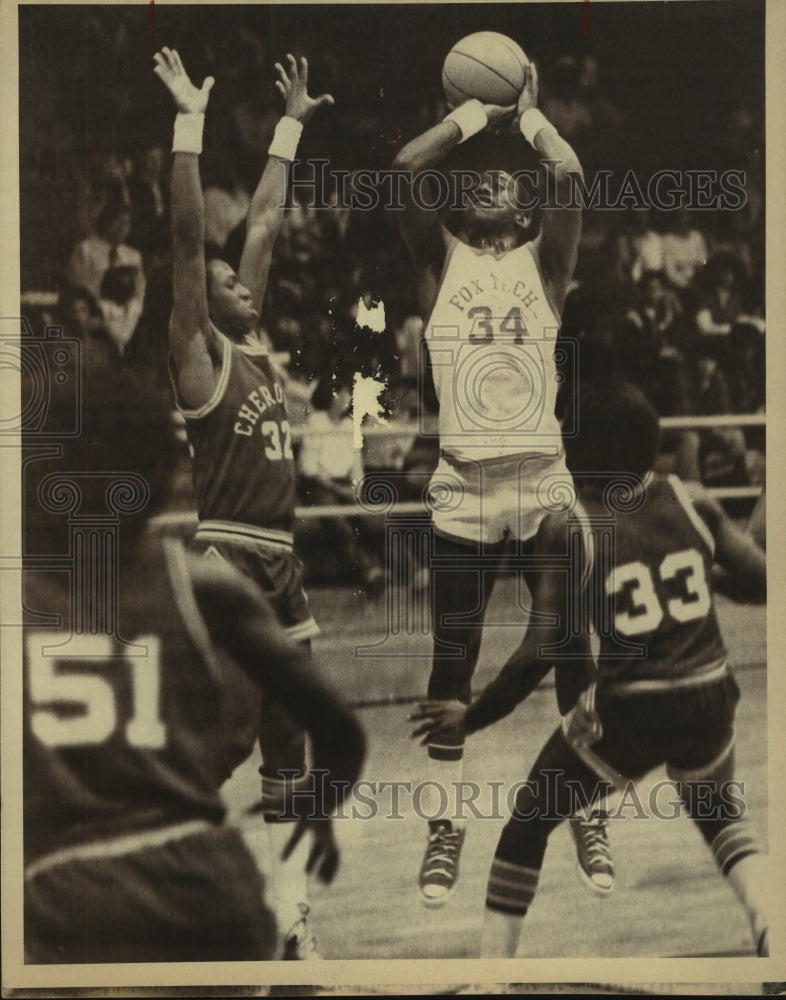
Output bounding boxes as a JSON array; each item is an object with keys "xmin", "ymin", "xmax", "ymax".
[
  {"xmin": 710, "ymin": 819, "xmax": 762, "ymax": 876},
  {"xmin": 485, "ymin": 857, "xmax": 540, "ymax": 917},
  {"xmin": 711, "ymin": 821, "xmax": 769, "ymax": 948}
]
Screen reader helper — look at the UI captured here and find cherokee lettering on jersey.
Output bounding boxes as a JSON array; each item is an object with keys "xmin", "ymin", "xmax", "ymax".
[
  {"xmin": 234, "ymin": 382, "xmax": 286, "ymax": 437},
  {"xmin": 170, "ymin": 332, "xmax": 296, "ymax": 533}
]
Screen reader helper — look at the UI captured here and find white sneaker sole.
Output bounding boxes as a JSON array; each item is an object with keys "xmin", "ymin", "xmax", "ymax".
[
  {"xmin": 575, "ymin": 857, "xmax": 615, "ymax": 897},
  {"xmin": 419, "ymin": 880, "xmax": 458, "ymax": 908}
]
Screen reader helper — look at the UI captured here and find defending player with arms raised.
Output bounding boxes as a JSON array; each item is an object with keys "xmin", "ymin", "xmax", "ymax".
[
  {"xmin": 154, "ymin": 46, "xmax": 334, "ymax": 955},
  {"xmin": 412, "ymin": 383, "xmax": 769, "ymax": 957},
  {"xmin": 393, "ymin": 59, "xmax": 601, "ymax": 903},
  {"xmin": 23, "ymin": 370, "xmax": 365, "ymax": 964}
]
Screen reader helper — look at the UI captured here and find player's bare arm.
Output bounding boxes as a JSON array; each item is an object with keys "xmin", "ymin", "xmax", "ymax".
[
  {"xmin": 154, "ymin": 47, "xmax": 218, "ymax": 410},
  {"xmin": 393, "ymin": 101, "xmax": 515, "ymax": 318},
  {"xmin": 686, "ymin": 483, "xmax": 767, "ymax": 602},
  {"xmin": 411, "ymin": 512, "xmax": 592, "ymax": 743},
  {"xmin": 195, "ymin": 558, "xmax": 365, "ymax": 794},
  {"xmin": 238, "ymin": 55, "xmax": 334, "ymax": 317},
  {"xmin": 518, "ymin": 63, "xmax": 583, "ymax": 317},
  {"xmin": 193, "ymin": 556, "xmax": 365, "ymax": 881}
]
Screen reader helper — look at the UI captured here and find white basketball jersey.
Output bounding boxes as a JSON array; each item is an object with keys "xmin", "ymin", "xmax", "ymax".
[{"xmin": 424, "ymin": 240, "xmax": 563, "ymax": 461}]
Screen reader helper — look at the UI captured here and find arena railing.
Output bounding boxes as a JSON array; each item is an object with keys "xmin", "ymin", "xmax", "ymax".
[{"xmin": 152, "ymin": 413, "xmax": 764, "ymax": 534}]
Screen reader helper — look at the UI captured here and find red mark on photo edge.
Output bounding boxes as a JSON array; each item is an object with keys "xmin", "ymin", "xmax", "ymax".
[
  {"xmin": 149, "ymin": 0, "xmax": 155, "ymax": 46},
  {"xmin": 582, "ymin": 0, "xmax": 591, "ymax": 38}
]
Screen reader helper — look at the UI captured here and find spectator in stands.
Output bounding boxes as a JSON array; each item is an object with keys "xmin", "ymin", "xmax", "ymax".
[
  {"xmin": 630, "ymin": 210, "xmax": 664, "ymax": 283},
  {"xmin": 661, "ymin": 207, "xmax": 708, "ymax": 300},
  {"xmin": 57, "ymin": 285, "xmax": 116, "ymax": 370},
  {"xmin": 67, "ymin": 200, "xmax": 145, "ymax": 307},
  {"xmin": 577, "ymin": 55, "xmax": 625, "ymax": 132},
  {"xmin": 75, "ymin": 151, "xmax": 134, "ymax": 239},
  {"xmin": 541, "ymin": 56, "xmax": 592, "ymax": 142},
  {"xmin": 58, "ymin": 286, "xmax": 102, "ymax": 340},
  {"xmin": 128, "ymin": 144, "xmax": 169, "ymax": 258},
  {"xmin": 618, "ymin": 270, "xmax": 695, "ymax": 414},
  {"xmin": 297, "ymin": 372, "xmax": 384, "ymax": 598},
  {"xmin": 392, "ymin": 315, "xmax": 423, "ymax": 382},
  {"xmin": 98, "ymin": 264, "xmax": 145, "ymax": 358},
  {"xmin": 617, "ymin": 270, "xmax": 700, "ymax": 481},
  {"xmin": 694, "ymin": 251, "xmax": 763, "ymax": 415},
  {"xmin": 203, "ymin": 156, "xmax": 250, "ymax": 257},
  {"xmin": 694, "ymin": 251, "xmax": 746, "ymax": 346}
]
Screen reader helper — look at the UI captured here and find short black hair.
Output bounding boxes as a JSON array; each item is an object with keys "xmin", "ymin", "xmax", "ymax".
[{"xmin": 563, "ymin": 381, "xmax": 661, "ymax": 483}]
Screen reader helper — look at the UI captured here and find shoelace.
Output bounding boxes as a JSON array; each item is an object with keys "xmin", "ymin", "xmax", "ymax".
[
  {"xmin": 575, "ymin": 817, "xmax": 612, "ymax": 864},
  {"xmin": 424, "ymin": 830, "xmax": 462, "ymax": 874}
]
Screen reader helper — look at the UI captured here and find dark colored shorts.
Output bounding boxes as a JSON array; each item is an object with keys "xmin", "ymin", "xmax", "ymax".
[
  {"xmin": 573, "ymin": 672, "xmax": 741, "ymax": 785},
  {"xmin": 25, "ymin": 825, "xmax": 276, "ymax": 964},
  {"xmin": 191, "ymin": 535, "xmax": 318, "ymax": 641}
]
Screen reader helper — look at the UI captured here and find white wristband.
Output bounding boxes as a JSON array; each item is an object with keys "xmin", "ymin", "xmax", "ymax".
[
  {"xmin": 172, "ymin": 113, "xmax": 205, "ymax": 155},
  {"xmin": 269, "ymin": 116, "xmax": 303, "ymax": 161},
  {"xmin": 520, "ymin": 108, "xmax": 557, "ymax": 147},
  {"xmin": 444, "ymin": 100, "xmax": 488, "ymax": 143}
]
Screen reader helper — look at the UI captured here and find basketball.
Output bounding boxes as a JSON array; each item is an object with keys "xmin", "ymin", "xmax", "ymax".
[{"xmin": 442, "ymin": 32, "xmax": 529, "ymax": 108}]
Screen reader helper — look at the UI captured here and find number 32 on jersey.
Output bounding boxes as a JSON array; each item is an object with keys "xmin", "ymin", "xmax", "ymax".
[
  {"xmin": 607, "ymin": 548, "xmax": 711, "ymax": 636},
  {"xmin": 262, "ymin": 420, "xmax": 294, "ymax": 461}
]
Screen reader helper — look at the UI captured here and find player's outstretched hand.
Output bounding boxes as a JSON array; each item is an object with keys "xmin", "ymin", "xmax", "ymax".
[
  {"xmin": 153, "ymin": 47, "xmax": 214, "ymax": 114},
  {"xmin": 275, "ymin": 54, "xmax": 335, "ymax": 124},
  {"xmin": 282, "ymin": 816, "xmax": 340, "ymax": 885},
  {"xmin": 409, "ymin": 699, "xmax": 467, "ymax": 747}
]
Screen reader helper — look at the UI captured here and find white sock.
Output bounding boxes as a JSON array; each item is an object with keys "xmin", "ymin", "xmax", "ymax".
[
  {"xmin": 422, "ymin": 757, "xmax": 466, "ymax": 829},
  {"xmin": 265, "ymin": 821, "xmax": 310, "ymax": 936},
  {"xmin": 725, "ymin": 852, "xmax": 770, "ymax": 944},
  {"xmin": 481, "ymin": 906, "xmax": 522, "ymax": 957}
]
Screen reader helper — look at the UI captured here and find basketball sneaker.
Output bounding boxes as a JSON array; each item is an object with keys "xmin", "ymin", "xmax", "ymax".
[
  {"xmin": 419, "ymin": 821, "xmax": 466, "ymax": 906},
  {"xmin": 282, "ymin": 902, "xmax": 321, "ymax": 960},
  {"xmin": 569, "ymin": 812, "xmax": 614, "ymax": 896}
]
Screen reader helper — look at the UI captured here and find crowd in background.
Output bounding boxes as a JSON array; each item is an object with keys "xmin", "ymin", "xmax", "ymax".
[{"xmin": 20, "ymin": 11, "xmax": 766, "ymax": 585}]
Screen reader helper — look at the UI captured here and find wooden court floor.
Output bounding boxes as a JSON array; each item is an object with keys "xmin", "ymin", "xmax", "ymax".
[{"xmin": 222, "ymin": 579, "xmax": 768, "ymax": 964}]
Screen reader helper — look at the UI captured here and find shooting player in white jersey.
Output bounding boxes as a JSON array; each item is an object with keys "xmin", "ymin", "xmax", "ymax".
[{"xmin": 393, "ymin": 60, "xmax": 607, "ymax": 904}]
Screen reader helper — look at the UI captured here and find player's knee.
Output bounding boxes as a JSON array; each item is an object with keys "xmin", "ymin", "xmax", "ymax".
[
  {"xmin": 667, "ymin": 739, "xmax": 737, "ymax": 835},
  {"xmin": 495, "ymin": 811, "xmax": 550, "ymax": 872}
]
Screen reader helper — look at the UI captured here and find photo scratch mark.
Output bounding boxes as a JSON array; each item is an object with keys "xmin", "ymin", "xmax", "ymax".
[
  {"xmin": 356, "ymin": 297, "xmax": 386, "ymax": 334},
  {"xmin": 352, "ymin": 373, "xmax": 387, "ymax": 450}
]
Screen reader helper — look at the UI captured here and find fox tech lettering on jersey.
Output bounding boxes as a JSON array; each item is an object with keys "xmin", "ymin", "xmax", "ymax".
[
  {"xmin": 447, "ymin": 274, "xmax": 540, "ymax": 315},
  {"xmin": 234, "ymin": 382, "xmax": 286, "ymax": 436}
]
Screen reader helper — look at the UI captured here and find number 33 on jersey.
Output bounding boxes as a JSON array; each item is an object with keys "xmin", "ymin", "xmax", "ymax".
[{"xmin": 593, "ymin": 475, "xmax": 728, "ymax": 682}]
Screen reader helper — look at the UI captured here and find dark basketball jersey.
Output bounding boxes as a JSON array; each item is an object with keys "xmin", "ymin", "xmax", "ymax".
[
  {"xmin": 590, "ymin": 474, "xmax": 727, "ymax": 686},
  {"xmin": 171, "ymin": 332, "xmax": 296, "ymax": 535},
  {"xmin": 23, "ymin": 536, "xmax": 245, "ymax": 867}
]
